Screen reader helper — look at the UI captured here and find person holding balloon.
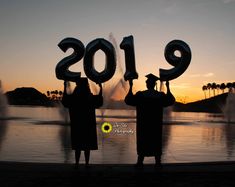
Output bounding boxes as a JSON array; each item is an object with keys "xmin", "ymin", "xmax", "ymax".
[
  {"xmin": 62, "ymin": 78, "xmax": 103, "ymax": 168},
  {"xmin": 56, "ymin": 35, "xmax": 191, "ymax": 169},
  {"xmin": 125, "ymin": 74, "xmax": 175, "ymax": 168}
]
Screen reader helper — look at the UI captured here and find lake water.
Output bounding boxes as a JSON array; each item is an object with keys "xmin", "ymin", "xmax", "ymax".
[{"xmin": 0, "ymin": 106, "xmax": 235, "ymax": 164}]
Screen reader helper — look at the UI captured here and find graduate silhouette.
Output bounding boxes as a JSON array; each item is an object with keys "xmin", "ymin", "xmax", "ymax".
[
  {"xmin": 125, "ymin": 74, "xmax": 175, "ymax": 168},
  {"xmin": 62, "ymin": 78, "xmax": 103, "ymax": 167}
]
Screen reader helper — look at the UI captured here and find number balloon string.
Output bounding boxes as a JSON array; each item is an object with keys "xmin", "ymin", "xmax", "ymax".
[{"xmin": 159, "ymin": 40, "xmax": 191, "ymax": 81}]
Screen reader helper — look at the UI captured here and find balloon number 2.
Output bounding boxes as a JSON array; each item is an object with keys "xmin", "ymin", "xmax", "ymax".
[
  {"xmin": 56, "ymin": 35, "xmax": 191, "ymax": 83},
  {"xmin": 56, "ymin": 38, "xmax": 85, "ymax": 82}
]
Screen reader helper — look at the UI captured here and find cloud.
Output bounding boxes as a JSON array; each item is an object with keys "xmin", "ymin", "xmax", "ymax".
[
  {"xmin": 164, "ymin": 2, "xmax": 179, "ymax": 14},
  {"xmin": 203, "ymin": 73, "xmax": 214, "ymax": 77},
  {"xmin": 189, "ymin": 73, "xmax": 214, "ymax": 78},
  {"xmin": 171, "ymin": 83, "xmax": 191, "ymax": 89},
  {"xmin": 189, "ymin": 74, "xmax": 201, "ymax": 78},
  {"xmin": 222, "ymin": 0, "xmax": 235, "ymax": 4}
]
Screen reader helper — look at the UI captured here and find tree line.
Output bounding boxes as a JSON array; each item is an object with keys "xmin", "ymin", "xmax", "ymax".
[
  {"xmin": 45, "ymin": 82, "xmax": 235, "ymax": 101},
  {"xmin": 202, "ymin": 82, "xmax": 235, "ymax": 99},
  {"xmin": 46, "ymin": 90, "xmax": 63, "ymax": 101}
]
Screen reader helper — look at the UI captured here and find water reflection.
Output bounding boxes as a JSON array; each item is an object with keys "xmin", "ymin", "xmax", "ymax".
[
  {"xmin": 97, "ymin": 121, "xmax": 136, "ymax": 164},
  {"xmin": 222, "ymin": 124, "xmax": 235, "ymax": 158},
  {"xmin": 202, "ymin": 125, "xmax": 224, "ymax": 145},
  {"xmin": 162, "ymin": 125, "xmax": 172, "ymax": 159},
  {"xmin": 0, "ymin": 120, "xmax": 8, "ymax": 151},
  {"xmin": 1, "ymin": 106, "xmax": 235, "ymax": 163},
  {"xmin": 0, "ymin": 80, "xmax": 8, "ymax": 152},
  {"xmin": 202, "ymin": 123, "xmax": 235, "ymax": 159},
  {"xmin": 58, "ymin": 125, "xmax": 72, "ymax": 163}
]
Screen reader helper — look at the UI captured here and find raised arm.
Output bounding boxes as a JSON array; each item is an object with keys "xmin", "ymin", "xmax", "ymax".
[
  {"xmin": 124, "ymin": 79, "xmax": 137, "ymax": 106},
  {"xmin": 61, "ymin": 81, "xmax": 70, "ymax": 107},
  {"xmin": 63, "ymin": 81, "xmax": 67, "ymax": 95},
  {"xmin": 98, "ymin": 83, "xmax": 102, "ymax": 96},
  {"xmin": 93, "ymin": 83, "xmax": 103, "ymax": 108},
  {"xmin": 128, "ymin": 79, "xmax": 133, "ymax": 95},
  {"xmin": 163, "ymin": 81, "xmax": 175, "ymax": 107}
]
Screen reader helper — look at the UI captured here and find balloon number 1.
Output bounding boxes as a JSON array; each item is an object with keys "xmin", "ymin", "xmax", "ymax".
[
  {"xmin": 56, "ymin": 36, "xmax": 191, "ymax": 83},
  {"xmin": 120, "ymin": 35, "xmax": 138, "ymax": 81}
]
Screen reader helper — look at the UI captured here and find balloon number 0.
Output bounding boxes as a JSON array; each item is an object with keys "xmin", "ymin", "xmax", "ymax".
[
  {"xmin": 56, "ymin": 35, "xmax": 191, "ymax": 83},
  {"xmin": 84, "ymin": 38, "xmax": 116, "ymax": 83}
]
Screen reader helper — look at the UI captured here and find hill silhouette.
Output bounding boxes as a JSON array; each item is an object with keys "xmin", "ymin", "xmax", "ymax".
[
  {"xmin": 5, "ymin": 87, "xmax": 53, "ymax": 106},
  {"xmin": 101, "ymin": 93, "xmax": 229, "ymax": 113},
  {"xmin": 4, "ymin": 87, "xmax": 229, "ymax": 113},
  {"xmin": 173, "ymin": 93, "xmax": 228, "ymax": 113}
]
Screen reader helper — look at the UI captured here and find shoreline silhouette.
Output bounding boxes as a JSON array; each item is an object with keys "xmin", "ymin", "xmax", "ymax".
[{"xmin": 4, "ymin": 86, "xmax": 230, "ymax": 113}]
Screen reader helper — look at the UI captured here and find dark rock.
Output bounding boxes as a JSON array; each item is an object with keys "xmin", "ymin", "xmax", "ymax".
[
  {"xmin": 5, "ymin": 87, "xmax": 53, "ymax": 106},
  {"xmin": 173, "ymin": 93, "xmax": 228, "ymax": 113}
]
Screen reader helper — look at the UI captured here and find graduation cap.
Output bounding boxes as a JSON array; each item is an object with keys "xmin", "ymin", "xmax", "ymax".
[{"xmin": 145, "ymin": 73, "xmax": 160, "ymax": 82}]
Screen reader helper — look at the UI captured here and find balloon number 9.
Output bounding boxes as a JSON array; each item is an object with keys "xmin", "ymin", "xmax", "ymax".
[
  {"xmin": 160, "ymin": 40, "xmax": 192, "ymax": 81},
  {"xmin": 56, "ymin": 36, "xmax": 191, "ymax": 83}
]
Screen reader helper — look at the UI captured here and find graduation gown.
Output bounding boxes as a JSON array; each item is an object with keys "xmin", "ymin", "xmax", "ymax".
[
  {"xmin": 62, "ymin": 92, "xmax": 103, "ymax": 150},
  {"xmin": 125, "ymin": 89, "xmax": 175, "ymax": 156}
]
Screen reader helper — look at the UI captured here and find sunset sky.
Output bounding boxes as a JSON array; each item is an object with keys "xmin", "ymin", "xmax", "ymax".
[{"xmin": 0, "ymin": 0, "xmax": 235, "ymax": 102}]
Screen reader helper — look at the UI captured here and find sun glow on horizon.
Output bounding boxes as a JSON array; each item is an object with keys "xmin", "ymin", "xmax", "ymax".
[{"xmin": 1, "ymin": 1, "xmax": 235, "ymax": 104}]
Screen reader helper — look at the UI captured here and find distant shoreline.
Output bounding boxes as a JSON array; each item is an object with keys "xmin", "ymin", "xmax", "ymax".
[{"xmin": 4, "ymin": 87, "xmax": 230, "ymax": 113}]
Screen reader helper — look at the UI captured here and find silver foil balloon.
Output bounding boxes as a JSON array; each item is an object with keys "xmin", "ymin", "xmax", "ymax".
[
  {"xmin": 160, "ymin": 40, "xmax": 191, "ymax": 81},
  {"xmin": 56, "ymin": 38, "xmax": 85, "ymax": 82},
  {"xmin": 83, "ymin": 38, "xmax": 116, "ymax": 83},
  {"xmin": 120, "ymin": 35, "xmax": 138, "ymax": 81}
]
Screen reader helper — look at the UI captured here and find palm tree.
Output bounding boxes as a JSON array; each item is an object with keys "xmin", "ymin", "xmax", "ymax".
[
  {"xmin": 220, "ymin": 83, "xmax": 226, "ymax": 94},
  {"xmin": 59, "ymin": 91, "xmax": 63, "ymax": 100},
  {"xmin": 211, "ymin": 82, "xmax": 217, "ymax": 97},
  {"xmin": 207, "ymin": 83, "xmax": 212, "ymax": 98},
  {"xmin": 226, "ymin": 82, "xmax": 232, "ymax": 93},
  {"xmin": 54, "ymin": 90, "xmax": 59, "ymax": 100},
  {"xmin": 46, "ymin": 91, "xmax": 50, "ymax": 98},
  {"xmin": 216, "ymin": 84, "xmax": 220, "ymax": 95},
  {"xmin": 50, "ymin": 91, "xmax": 55, "ymax": 100},
  {"xmin": 232, "ymin": 82, "xmax": 235, "ymax": 93},
  {"xmin": 202, "ymin": 85, "xmax": 207, "ymax": 99}
]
